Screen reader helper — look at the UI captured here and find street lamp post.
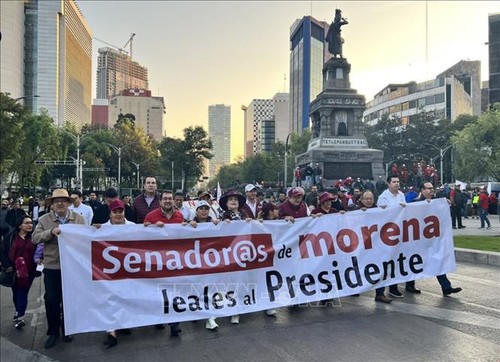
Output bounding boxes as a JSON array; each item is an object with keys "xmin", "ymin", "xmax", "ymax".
[
  {"xmin": 63, "ymin": 132, "xmax": 89, "ymax": 192},
  {"xmin": 424, "ymin": 143, "xmax": 452, "ymax": 185},
  {"xmin": 171, "ymin": 161, "xmax": 174, "ymax": 190},
  {"xmin": 105, "ymin": 143, "xmax": 133, "ymax": 192},
  {"xmin": 284, "ymin": 134, "xmax": 291, "ymax": 188},
  {"xmin": 131, "ymin": 162, "xmax": 141, "ymax": 189}
]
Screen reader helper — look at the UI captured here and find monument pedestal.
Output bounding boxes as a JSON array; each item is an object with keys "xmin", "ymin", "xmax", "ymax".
[{"xmin": 296, "ymin": 57, "xmax": 384, "ymax": 186}]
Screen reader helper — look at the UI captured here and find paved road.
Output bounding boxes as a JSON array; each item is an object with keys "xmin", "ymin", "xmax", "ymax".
[{"xmin": 1, "ymin": 258, "xmax": 499, "ymax": 362}]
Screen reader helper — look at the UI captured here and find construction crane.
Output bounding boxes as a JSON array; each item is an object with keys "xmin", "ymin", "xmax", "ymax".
[
  {"xmin": 93, "ymin": 36, "xmax": 129, "ymax": 55},
  {"xmin": 93, "ymin": 33, "xmax": 136, "ymax": 58},
  {"xmin": 122, "ymin": 33, "xmax": 136, "ymax": 59}
]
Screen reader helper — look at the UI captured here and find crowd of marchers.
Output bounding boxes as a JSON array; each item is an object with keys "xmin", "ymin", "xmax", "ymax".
[{"xmin": 0, "ymin": 174, "xmax": 498, "ymax": 350}]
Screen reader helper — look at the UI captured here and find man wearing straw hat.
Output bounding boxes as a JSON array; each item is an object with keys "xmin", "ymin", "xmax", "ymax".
[{"xmin": 33, "ymin": 189, "xmax": 85, "ymax": 349}]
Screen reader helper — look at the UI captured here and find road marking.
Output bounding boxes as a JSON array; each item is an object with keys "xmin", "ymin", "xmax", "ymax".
[{"xmin": 353, "ymin": 296, "xmax": 500, "ymax": 330}]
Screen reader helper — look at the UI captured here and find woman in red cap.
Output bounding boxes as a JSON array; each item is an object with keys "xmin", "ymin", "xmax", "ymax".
[{"xmin": 311, "ymin": 192, "xmax": 340, "ymax": 215}]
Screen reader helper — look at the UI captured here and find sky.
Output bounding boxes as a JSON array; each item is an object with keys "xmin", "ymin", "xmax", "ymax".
[{"xmin": 77, "ymin": 1, "xmax": 498, "ymax": 162}]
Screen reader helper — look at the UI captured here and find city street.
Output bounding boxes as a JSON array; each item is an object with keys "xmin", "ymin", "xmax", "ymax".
[{"xmin": 1, "ymin": 216, "xmax": 499, "ymax": 361}]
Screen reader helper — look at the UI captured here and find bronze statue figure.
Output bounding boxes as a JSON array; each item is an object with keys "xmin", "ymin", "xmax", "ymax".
[{"xmin": 326, "ymin": 9, "xmax": 348, "ymax": 58}]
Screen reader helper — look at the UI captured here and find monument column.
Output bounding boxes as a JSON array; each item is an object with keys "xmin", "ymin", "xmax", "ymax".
[{"xmin": 296, "ymin": 9, "xmax": 384, "ymax": 187}]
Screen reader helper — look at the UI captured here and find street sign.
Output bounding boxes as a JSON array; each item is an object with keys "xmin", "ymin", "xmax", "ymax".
[
  {"xmin": 81, "ymin": 168, "xmax": 109, "ymax": 172},
  {"xmin": 34, "ymin": 160, "xmax": 76, "ymax": 165}
]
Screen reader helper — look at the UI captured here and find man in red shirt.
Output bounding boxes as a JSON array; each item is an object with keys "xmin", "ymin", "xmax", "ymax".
[
  {"xmin": 478, "ymin": 187, "xmax": 492, "ymax": 229},
  {"xmin": 143, "ymin": 190, "xmax": 183, "ymax": 336},
  {"xmin": 144, "ymin": 190, "xmax": 184, "ymax": 226}
]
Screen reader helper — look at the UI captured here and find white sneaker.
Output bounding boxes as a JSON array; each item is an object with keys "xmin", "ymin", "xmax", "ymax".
[
  {"xmin": 266, "ymin": 309, "xmax": 277, "ymax": 316},
  {"xmin": 205, "ymin": 317, "xmax": 218, "ymax": 330},
  {"xmin": 230, "ymin": 315, "xmax": 240, "ymax": 324}
]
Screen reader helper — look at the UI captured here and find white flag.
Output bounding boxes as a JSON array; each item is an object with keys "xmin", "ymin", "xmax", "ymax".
[{"xmin": 217, "ymin": 182, "xmax": 222, "ymax": 202}]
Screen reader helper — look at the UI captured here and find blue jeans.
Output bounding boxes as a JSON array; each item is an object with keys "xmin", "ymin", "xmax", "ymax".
[
  {"xmin": 479, "ymin": 208, "xmax": 491, "ymax": 228},
  {"xmin": 11, "ymin": 285, "xmax": 30, "ymax": 318}
]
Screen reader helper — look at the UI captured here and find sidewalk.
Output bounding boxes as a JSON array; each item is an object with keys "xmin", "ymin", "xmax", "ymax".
[
  {"xmin": 452, "ymin": 214, "xmax": 500, "ymax": 267},
  {"xmin": 452, "ymin": 213, "xmax": 500, "ymax": 237}
]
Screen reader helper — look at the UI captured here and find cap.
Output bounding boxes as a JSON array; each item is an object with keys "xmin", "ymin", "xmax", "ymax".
[
  {"xmin": 109, "ymin": 199, "xmax": 125, "ymax": 212},
  {"xmin": 245, "ymin": 184, "xmax": 257, "ymax": 192},
  {"xmin": 319, "ymin": 192, "xmax": 335, "ymax": 204},
  {"xmin": 261, "ymin": 202, "xmax": 279, "ymax": 218},
  {"xmin": 288, "ymin": 187, "xmax": 305, "ymax": 198},
  {"xmin": 195, "ymin": 200, "xmax": 211, "ymax": 210},
  {"xmin": 198, "ymin": 191, "xmax": 212, "ymax": 199}
]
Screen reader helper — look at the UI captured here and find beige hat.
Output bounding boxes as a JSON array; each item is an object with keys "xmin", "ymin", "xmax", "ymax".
[{"xmin": 46, "ymin": 189, "xmax": 73, "ymax": 202}]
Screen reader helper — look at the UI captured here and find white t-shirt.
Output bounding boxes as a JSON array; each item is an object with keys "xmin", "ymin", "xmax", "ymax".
[
  {"xmin": 69, "ymin": 203, "xmax": 94, "ymax": 225},
  {"xmin": 377, "ymin": 189, "xmax": 406, "ymax": 208}
]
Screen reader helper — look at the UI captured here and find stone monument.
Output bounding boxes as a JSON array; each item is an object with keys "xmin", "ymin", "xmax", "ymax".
[{"xmin": 296, "ymin": 9, "xmax": 384, "ymax": 185}]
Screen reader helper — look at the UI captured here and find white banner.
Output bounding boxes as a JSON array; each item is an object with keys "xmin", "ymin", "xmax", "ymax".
[{"xmin": 59, "ymin": 198, "xmax": 455, "ymax": 335}]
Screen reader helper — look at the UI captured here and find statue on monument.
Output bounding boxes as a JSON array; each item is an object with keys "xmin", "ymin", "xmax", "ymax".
[{"xmin": 326, "ymin": 9, "xmax": 348, "ymax": 58}]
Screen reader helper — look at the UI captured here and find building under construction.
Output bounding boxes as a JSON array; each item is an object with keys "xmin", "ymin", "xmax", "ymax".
[{"xmin": 96, "ymin": 47, "xmax": 149, "ymax": 99}]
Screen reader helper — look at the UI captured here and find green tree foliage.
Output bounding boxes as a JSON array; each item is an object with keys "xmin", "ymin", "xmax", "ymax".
[
  {"xmin": 159, "ymin": 126, "xmax": 213, "ymax": 192},
  {"xmin": 452, "ymin": 104, "xmax": 500, "ymax": 181},
  {"xmin": 0, "ymin": 92, "xmax": 26, "ymax": 174},
  {"xmin": 115, "ymin": 113, "xmax": 136, "ymax": 128},
  {"xmin": 364, "ymin": 110, "xmax": 470, "ymax": 182},
  {"xmin": 15, "ymin": 110, "xmax": 62, "ymax": 193},
  {"xmin": 210, "ymin": 130, "xmax": 311, "ymax": 189}
]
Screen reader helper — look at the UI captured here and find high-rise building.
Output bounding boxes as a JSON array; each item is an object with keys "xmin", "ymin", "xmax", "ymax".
[
  {"xmin": 363, "ymin": 60, "xmax": 481, "ymax": 126},
  {"xmin": 96, "ymin": 47, "xmax": 149, "ymax": 99},
  {"xmin": 489, "ymin": 13, "xmax": 500, "ymax": 106},
  {"xmin": 108, "ymin": 89, "xmax": 166, "ymax": 141},
  {"xmin": 0, "ymin": 1, "xmax": 25, "ymax": 99},
  {"xmin": 208, "ymin": 104, "xmax": 231, "ymax": 178},
  {"xmin": 24, "ymin": 0, "xmax": 92, "ymax": 128},
  {"xmin": 289, "ymin": 16, "xmax": 331, "ymax": 134},
  {"xmin": 273, "ymin": 93, "xmax": 290, "ymax": 143},
  {"xmin": 244, "ymin": 94, "xmax": 290, "ymax": 157},
  {"xmin": 244, "ymin": 99, "xmax": 274, "ymax": 158}
]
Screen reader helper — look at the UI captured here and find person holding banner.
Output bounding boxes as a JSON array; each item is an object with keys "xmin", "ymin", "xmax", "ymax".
[
  {"xmin": 311, "ymin": 192, "xmax": 340, "ymax": 215},
  {"xmin": 278, "ymin": 187, "xmax": 310, "ymax": 222},
  {"xmin": 143, "ymin": 190, "xmax": 183, "ymax": 336},
  {"xmin": 96, "ymin": 199, "xmax": 135, "ymax": 348},
  {"xmin": 377, "ymin": 175, "xmax": 419, "ymax": 298},
  {"xmin": 186, "ymin": 200, "xmax": 221, "ymax": 330},
  {"xmin": 258, "ymin": 202, "xmax": 280, "ymax": 317},
  {"xmin": 219, "ymin": 190, "xmax": 251, "ymax": 324},
  {"xmin": 198, "ymin": 190, "xmax": 223, "ymax": 220},
  {"xmin": 32, "ymin": 189, "xmax": 85, "ymax": 349},
  {"xmin": 355, "ymin": 190, "xmax": 392, "ymax": 303},
  {"xmin": 413, "ymin": 182, "xmax": 462, "ymax": 296}
]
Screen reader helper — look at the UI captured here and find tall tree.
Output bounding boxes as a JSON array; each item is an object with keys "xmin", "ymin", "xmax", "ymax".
[
  {"xmin": 0, "ymin": 92, "xmax": 26, "ymax": 175},
  {"xmin": 452, "ymin": 104, "xmax": 500, "ymax": 181},
  {"xmin": 15, "ymin": 110, "xmax": 62, "ymax": 194},
  {"xmin": 159, "ymin": 126, "xmax": 213, "ymax": 192}
]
